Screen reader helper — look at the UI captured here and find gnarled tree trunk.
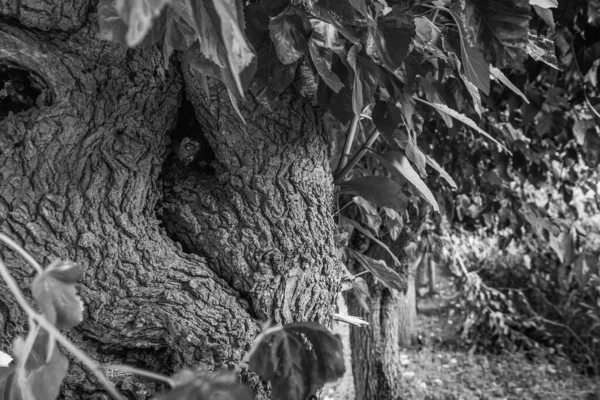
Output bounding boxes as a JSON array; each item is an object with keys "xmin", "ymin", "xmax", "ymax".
[{"xmin": 0, "ymin": 5, "xmax": 340, "ymax": 399}]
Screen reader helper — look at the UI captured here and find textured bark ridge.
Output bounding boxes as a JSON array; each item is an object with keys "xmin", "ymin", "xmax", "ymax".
[
  {"xmin": 346, "ymin": 235, "xmax": 417, "ymax": 400},
  {"xmin": 0, "ymin": 4, "xmax": 340, "ymax": 399}
]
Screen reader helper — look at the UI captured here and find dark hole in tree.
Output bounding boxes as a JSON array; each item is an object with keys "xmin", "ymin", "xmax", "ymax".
[{"xmin": 0, "ymin": 62, "xmax": 53, "ymax": 120}]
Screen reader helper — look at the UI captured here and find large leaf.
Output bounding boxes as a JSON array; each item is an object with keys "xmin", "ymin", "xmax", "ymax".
[
  {"xmin": 31, "ymin": 260, "xmax": 84, "ymax": 330},
  {"xmin": 345, "ymin": 247, "xmax": 407, "ymax": 293},
  {"xmin": 114, "ymin": 0, "xmax": 170, "ymax": 46},
  {"xmin": 367, "ymin": 13, "xmax": 415, "ymax": 76},
  {"xmin": 447, "ymin": 10, "xmax": 490, "ymax": 95},
  {"xmin": 414, "ymin": 97, "xmax": 509, "ymax": 152},
  {"xmin": 526, "ymin": 31, "xmax": 560, "ymax": 70},
  {"xmin": 425, "ymin": 155, "xmax": 458, "ymax": 190},
  {"xmin": 529, "ymin": 0, "xmax": 557, "ymax": 7},
  {"xmin": 248, "ymin": 322, "xmax": 344, "ymax": 400},
  {"xmin": 270, "ymin": 6, "xmax": 311, "ymax": 65},
  {"xmin": 213, "ymin": 0, "xmax": 256, "ymax": 97},
  {"xmin": 308, "ymin": 39, "xmax": 344, "ymax": 92},
  {"xmin": 470, "ymin": 0, "xmax": 532, "ymax": 69},
  {"xmin": 338, "ymin": 176, "xmax": 409, "ymax": 212},
  {"xmin": 246, "ymin": 2, "xmax": 299, "ymax": 109},
  {"xmin": 0, "ymin": 332, "xmax": 68, "ymax": 400},
  {"xmin": 490, "ymin": 66, "xmax": 530, "ymax": 103},
  {"xmin": 373, "ymin": 151, "xmax": 440, "ymax": 212},
  {"xmin": 371, "ymin": 100, "xmax": 403, "ymax": 143},
  {"xmin": 347, "ymin": 44, "xmax": 364, "ymax": 116},
  {"xmin": 99, "ymin": 0, "xmax": 167, "ymax": 46}
]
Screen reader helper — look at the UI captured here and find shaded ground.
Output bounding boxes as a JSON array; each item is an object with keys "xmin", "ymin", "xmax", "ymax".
[{"xmin": 327, "ymin": 271, "xmax": 600, "ymax": 399}]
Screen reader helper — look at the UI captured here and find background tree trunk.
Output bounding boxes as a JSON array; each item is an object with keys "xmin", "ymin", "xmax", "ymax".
[
  {"xmin": 346, "ymin": 235, "xmax": 417, "ymax": 400},
  {"xmin": 0, "ymin": 5, "xmax": 340, "ymax": 399}
]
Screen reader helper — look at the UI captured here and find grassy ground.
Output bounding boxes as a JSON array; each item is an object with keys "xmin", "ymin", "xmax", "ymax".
[{"xmin": 326, "ymin": 277, "xmax": 600, "ymax": 400}]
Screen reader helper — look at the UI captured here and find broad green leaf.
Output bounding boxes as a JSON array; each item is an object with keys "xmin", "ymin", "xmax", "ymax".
[
  {"xmin": 490, "ymin": 66, "xmax": 530, "ymax": 104},
  {"xmin": 246, "ymin": 2, "xmax": 299, "ymax": 109},
  {"xmin": 348, "ymin": 0, "xmax": 368, "ymax": 16},
  {"xmin": 526, "ymin": 31, "xmax": 560, "ymax": 70},
  {"xmin": 413, "ymin": 97, "xmax": 509, "ymax": 153},
  {"xmin": 447, "ymin": 10, "xmax": 490, "ymax": 95},
  {"xmin": 98, "ymin": 0, "xmax": 128, "ymax": 44},
  {"xmin": 190, "ymin": 0, "xmax": 226, "ymax": 68},
  {"xmin": 470, "ymin": 0, "xmax": 531, "ymax": 69},
  {"xmin": 345, "ymin": 247, "xmax": 406, "ymax": 292},
  {"xmin": 425, "ymin": 155, "xmax": 458, "ymax": 190},
  {"xmin": 352, "ymin": 277, "xmax": 371, "ymax": 313},
  {"xmin": 32, "ymin": 260, "xmax": 84, "ymax": 330},
  {"xmin": 269, "ymin": 6, "xmax": 311, "ymax": 65},
  {"xmin": 115, "ymin": 0, "xmax": 170, "ymax": 47},
  {"xmin": 371, "ymin": 100, "xmax": 403, "ymax": 143},
  {"xmin": 213, "ymin": 0, "xmax": 256, "ymax": 97},
  {"xmin": 367, "ymin": 13, "xmax": 415, "ymax": 75},
  {"xmin": 532, "ymin": 5, "xmax": 555, "ymax": 30},
  {"xmin": 152, "ymin": 369, "xmax": 252, "ymax": 400},
  {"xmin": 308, "ymin": 39, "xmax": 344, "ymax": 92},
  {"xmin": 248, "ymin": 322, "xmax": 344, "ymax": 400},
  {"xmin": 529, "ymin": 0, "xmax": 557, "ymax": 7},
  {"xmin": 373, "ymin": 151, "xmax": 440, "ymax": 212},
  {"xmin": 163, "ymin": 8, "xmax": 196, "ymax": 66},
  {"xmin": 419, "ymin": 78, "xmax": 453, "ymax": 127},
  {"xmin": 347, "ymin": 44, "xmax": 364, "ymax": 116},
  {"xmin": 341, "ymin": 217, "xmax": 402, "ymax": 266},
  {"xmin": 405, "ymin": 138, "xmax": 427, "ymax": 176},
  {"xmin": 338, "ymin": 176, "xmax": 409, "ymax": 212},
  {"xmin": 353, "ymin": 196, "xmax": 382, "ymax": 233},
  {"xmin": 0, "ymin": 332, "xmax": 68, "ymax": 400}
]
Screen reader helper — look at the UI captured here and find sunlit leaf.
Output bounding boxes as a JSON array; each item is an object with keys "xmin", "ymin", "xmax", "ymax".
[
  {"xmin": 213, "ymin": 0, "xmax": 256, "ymax": 97},
  {"xmin": 367, "ymin": 13, "xmax": 415, "ymax": 75},
  {"xmin": 309, "ymin": 39, "xmax": 344, "ymax": 92},
  {"xmin": 345, "ymin": 247, "xmax": 406, "ymax": 292},
  {"xmin": 270, "ymin": 6, "xmax": 311, "ymax": 65},
  {"xmin": 333, "ymin": 314, "xmax": 369, "ymax": 326},
  {"xmin": 526, "ymin": 31, "xmax": 560, "ymax": 70},
  {"xmin": 425, "ymin": 155, "xmax": 457, "ymax": 190},
  {"xmin": 347, "ymin": 44, "xmax": 364, "ymax": 116},
  {"xmin": 115, "ymin": 0, "xmax": 170, "ymax": 47},
  {"xmin": 529, "ymin": 0, "xmax": 558, "ymax": 8},
  {"xmin": 32, "ymin": 260, "xmax": 84, "ymax": 330}
]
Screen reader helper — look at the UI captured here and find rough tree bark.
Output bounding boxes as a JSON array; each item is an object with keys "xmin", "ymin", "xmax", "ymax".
[
  {"xmin": 0, "ymin": 4, "xmax": 340, "ymax": 399},
  {"xmin": 346, "ymin": 235, "xmax": 417, "ymax": 400}
]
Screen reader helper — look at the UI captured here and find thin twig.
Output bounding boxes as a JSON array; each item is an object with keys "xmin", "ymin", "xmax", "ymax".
[
  {"xmin": 102, "ymin": 364, "xmax": 174, "ymax": 387},
  {"xmin": 0, "ymin": 256, "xmax": 126, "ymax": 400},
  {"xmin": 334, "ymin": 127, "xmax": 380, "ymax": 185},
  {"xmin": 335, "ymin": 114, "xmax": 361, "ymax": 176},
  {"xmin": 0, "ymin": 234, "xmax": 43, "ymax": 274}
]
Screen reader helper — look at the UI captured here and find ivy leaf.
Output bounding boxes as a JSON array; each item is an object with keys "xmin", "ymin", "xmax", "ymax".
[
  {"xmin": 367, "ymin": 13, "xmax": 415, "ymax": 76},
  {"xmin": 270, "ymin": 6, "xmax": 311, "ymax": 65},
  {"xmin": 526, "ymin": 31, "xmax": 560, "ymax": 70},
  {"xmin": 529, "ymin": 0, "xmax": 558, "ymax": 7},
  {"xmin": 32, "ymin": 260, "xmax": 84, "ymax": 330},
  {"xmin": 352, "ymin": 277, "xmax": 371, "ymax": 313},
  {"xmin": 308, "ymin": 39, "xmax": 344, "ymax": 92},
  {"xmin": 114, "ymin": 0, "xmax": 170, "ymax": 47},
  {"xmin": 152, "ymin": 369, "xmax": 252, "ymax": 400},
  {"xmin": 338, "ymin": 176, "xmax": 409, "ymax": 212},
  {"xmin": 213, "ymin": 0, "xmax": 256, "ymax": 97},
  {"xmin": 414, "ymin": 97, "xmax": 510, "ymax": 153},
  {"xmin": 345, "ymin": 247, "xmax": 406, "ymax": 293},
  {"xmin": 373, "ymin": 151, "xmax": 440, "ymax": 212},
  {"xmin": 248, "ymin": 322, "xmax": 345, "ymax": 400},
  {"xmin": 471, "ymin": 0, "xmax": 531, "ymax": 69},
  {"xmin": 341, "ymin": 217, "xmax": 402, "ymax": 267}
]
